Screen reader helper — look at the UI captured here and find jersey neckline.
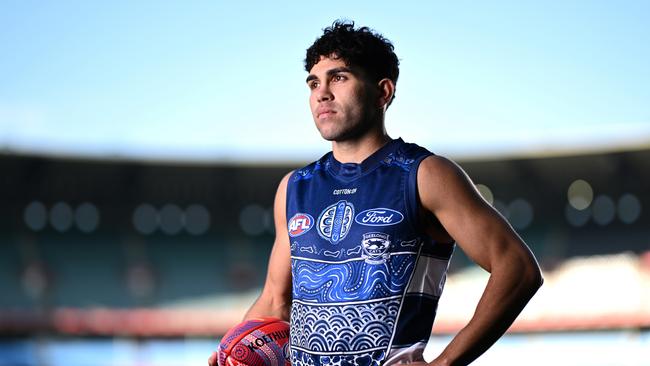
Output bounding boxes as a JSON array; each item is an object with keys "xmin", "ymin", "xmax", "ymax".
[{"xmin": 327, "ymin": 138, "xmax": 403, "ymax": 181}]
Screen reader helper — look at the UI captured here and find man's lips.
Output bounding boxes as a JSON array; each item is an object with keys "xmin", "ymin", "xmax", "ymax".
[{"xmin": 317, "ymin": 109, "xmax": 336, "ymax": 118}]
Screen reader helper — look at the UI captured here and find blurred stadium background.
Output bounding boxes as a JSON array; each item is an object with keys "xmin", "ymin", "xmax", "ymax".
[
  {"xmin": 1, "ymin": 145, "xmax": 648, "ymax": 366},
  {"xmin": 2, "ymin": 1, "xmax": 649, "ymax": 365}
]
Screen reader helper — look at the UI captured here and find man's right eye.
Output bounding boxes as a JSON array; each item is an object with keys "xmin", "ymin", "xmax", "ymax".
[{"xmin": 308, "ymin": 81, "xmax": 319, "ymax": 90}]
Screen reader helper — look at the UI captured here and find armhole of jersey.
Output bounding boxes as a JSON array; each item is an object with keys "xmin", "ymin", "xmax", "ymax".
[{"xmin": 404, "ymin": 153, "xmax": 433, "ymax": 235}]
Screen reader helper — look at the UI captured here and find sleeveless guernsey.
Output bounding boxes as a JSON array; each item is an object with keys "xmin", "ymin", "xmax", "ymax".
[{"xmin": 286, "ymin": 138, "xmax": 454, "ymax": 366}]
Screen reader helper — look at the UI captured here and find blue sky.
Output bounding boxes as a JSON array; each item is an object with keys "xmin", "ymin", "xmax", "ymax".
[{"xmin": 1, "ymin": 1, "xmax": 648, "ymax": 163}]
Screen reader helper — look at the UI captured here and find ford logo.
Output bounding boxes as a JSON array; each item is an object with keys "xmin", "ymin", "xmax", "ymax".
[{"xmin": 354, "ymin": 208, "xmax": 404, "ymax": 226}]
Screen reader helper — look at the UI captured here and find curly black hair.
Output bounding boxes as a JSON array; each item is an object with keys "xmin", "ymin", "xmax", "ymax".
[{"xmin": 305, "ymin": 20, "xmax": 400, "ymax": 86}]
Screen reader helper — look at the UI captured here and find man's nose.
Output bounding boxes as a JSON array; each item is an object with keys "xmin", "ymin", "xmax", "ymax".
[{"xmin": 316, "ymin": 83, "xmax": 333, "ymax": 102}]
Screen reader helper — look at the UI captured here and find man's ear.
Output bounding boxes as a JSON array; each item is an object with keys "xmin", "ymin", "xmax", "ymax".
[{"xmin": 377, "ymin": 78, "xmax": 396, "ymax": 109}]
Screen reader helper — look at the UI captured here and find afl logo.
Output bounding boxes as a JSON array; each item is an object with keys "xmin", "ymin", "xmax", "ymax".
[
  {"xmin": 355, "ymin": 208, "xmax": 404, "ymax": 226},
  {"xmin": 288, "ymin": 213, "xmax": 314, "ymax": 237},
  {"xmin": 318, "ymin": 200, "xmax": 355, "ymax": 244}
]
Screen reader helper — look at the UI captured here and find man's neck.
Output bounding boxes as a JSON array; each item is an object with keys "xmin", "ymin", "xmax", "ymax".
[{"xmin": 331, "ymin": 130, "xmax": 392, "ymax": 164}]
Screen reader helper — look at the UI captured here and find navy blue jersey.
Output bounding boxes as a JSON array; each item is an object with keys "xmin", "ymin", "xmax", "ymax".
[{"xmin": 286, "ymin": 138, "xmax": 455, "ymax": 366}]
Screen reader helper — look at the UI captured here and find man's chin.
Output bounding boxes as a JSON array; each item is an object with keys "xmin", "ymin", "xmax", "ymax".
[
  {"xmin": 319, "ymin": 134, "xmax": 338, "ymax": 142},
  {"xmin": 320, "ymin": 134, "xmax": 357, "ymax": 143},
  {"xmin": 318, "ymin": 127, "xmax": 365, "ymax": 143},
  {"xmin": 316, "ymin": 127, "xmax": 339, "ymax": 141},
  {"xmin": 316, "ymin": 123, "xmax": 365, "ymax": 142}
]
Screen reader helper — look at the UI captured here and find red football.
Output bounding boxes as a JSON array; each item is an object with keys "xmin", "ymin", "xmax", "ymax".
[{"xmin": 217, "ymin": 317, "xmax": 291, "ymax": 366}]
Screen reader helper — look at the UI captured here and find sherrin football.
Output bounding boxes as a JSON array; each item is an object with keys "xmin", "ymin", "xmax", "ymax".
[{"xmin": 217, "ymin": 317, "xmax": 291, "ymax": 366}]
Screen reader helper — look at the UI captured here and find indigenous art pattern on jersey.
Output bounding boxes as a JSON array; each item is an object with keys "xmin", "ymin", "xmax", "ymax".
[{"xmin": 286, "ymin": 139, "xmax": 454, "ymax": 366}]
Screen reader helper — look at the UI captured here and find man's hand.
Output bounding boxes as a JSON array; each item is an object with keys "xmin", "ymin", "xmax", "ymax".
[{"xmin": 208, "ymin": 351, "xmax": 217, "ymax": 366}]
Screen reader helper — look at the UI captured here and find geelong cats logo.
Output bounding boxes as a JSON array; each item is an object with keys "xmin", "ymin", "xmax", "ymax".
[
  {"xmin": 362, "ymin": 232, "xmax": 391, "ymax": 264},
  {"xmin": 318, "ymin": 200, "xmax": 354, "ymax": 244}
]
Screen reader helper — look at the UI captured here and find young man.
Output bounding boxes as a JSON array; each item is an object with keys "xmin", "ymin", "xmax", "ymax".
[{"xmin": 210, "ymin": 21, "xmax": 543, "ymax": 366}]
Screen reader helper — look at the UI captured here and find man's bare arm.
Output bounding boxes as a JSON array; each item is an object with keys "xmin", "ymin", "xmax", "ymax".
[
  {"xmin": 244, "ymin": 171, "xmax": 293, "ymax": 321},
  {"xmin": 418, "ymin": 156, "xmax": 543, "ymax": 366},
  {"xmin": 208, "ymin": 172, "xmax": 293, "ymax": 366}
]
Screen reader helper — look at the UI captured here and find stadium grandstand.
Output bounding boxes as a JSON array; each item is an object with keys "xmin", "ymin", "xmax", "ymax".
[{"xmin": 0, "ymin": 144, "xmax": 648, "ymax": 365}]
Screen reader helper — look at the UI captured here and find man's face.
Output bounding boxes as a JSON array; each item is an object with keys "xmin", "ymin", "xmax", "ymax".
[{"xmin": 307, "ymin": 56, "xmax": 379, "ymax": 142}]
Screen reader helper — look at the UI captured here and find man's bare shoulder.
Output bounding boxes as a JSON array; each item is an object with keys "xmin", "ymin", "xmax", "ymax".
[
  {"xmin": 417, "ymin": 154, "xmax": 481, "ymax": 214},
  {"xmin": 418, "ymin": 154, "xmax": 469, "ymax": 185},
  {"xmin": 279, "ymin": 170, "xmax": 295, "ymax": 188},
  {"xmin": 273, "ymin": 170, "xmax": 296, "ymax": 228}
]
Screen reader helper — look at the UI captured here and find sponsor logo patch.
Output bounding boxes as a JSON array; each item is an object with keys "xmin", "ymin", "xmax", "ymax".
[
  {"xmin": 333, "ymin": 188, "xmax": 357, "ymax": 195},
  {"xmin": 355, "ymin": 208, "xmax": 404, "ymax": 226},
  {"xmin": 288, "ymin": 213, "xmax": 314, "ymax": 237},
  {"xmin": 361, "ymin": 232, "xmax": 391, "ymax": 264},
  {"xmin": 317, "ymin": 200, "xmax": 355, "ymax": 244}
]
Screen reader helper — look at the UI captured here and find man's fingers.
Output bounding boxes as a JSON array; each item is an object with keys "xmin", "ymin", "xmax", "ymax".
[{"xmin": 208, "ymin": 351, "xmax": 217, "ymax": 366}]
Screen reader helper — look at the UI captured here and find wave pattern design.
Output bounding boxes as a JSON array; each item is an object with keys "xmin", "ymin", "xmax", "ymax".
[
  {"xmin": 290, "ymin": 299, "xmax": 400, "ymax": 355},
  {"xmin": 292, "ymin": 254, "xmax": 416, "ymax": 302}
]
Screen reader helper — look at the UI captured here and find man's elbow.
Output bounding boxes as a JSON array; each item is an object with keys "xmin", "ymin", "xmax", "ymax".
[{"xmin": 521, "ymin": 259, "xmax": 544, "ymax": 295}]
